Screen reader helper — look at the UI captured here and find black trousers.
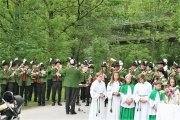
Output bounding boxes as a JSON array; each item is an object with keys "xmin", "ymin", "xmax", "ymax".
[
  {"xmin": 1, "ymin": 84, "xmax": 7, "ymax": 96},
  {"xmin": 7, "ymin": 82, "xmax": 14, "ymax": 93},
  {"xmin": 46, "ymin": 79, "xmax": 52, "ymax": 100},
  {"xmin": 85, "ymin": 84, "xmax": 91, "ymax": 104},
  {"xmin": 28, "ymin": 82, "xmax": 37, "ymax": 101},
  {"xmin": 52, "ymin": 81, "xmax": 62, "ymax": 103},
  {"xmin": 80, "ymin": 81, "xmax": 86, "ymax": 100},
  {"xmin": 20, "ymin": 81, "xmax": 29, "ymax": 103},
  {"xmin": 37, "ymin": 83, "xmax": 46, "ymax": 105},
  {"xmin": 76, "ymin": 88, "xmax": 80, "ymax": 104},
  {"xmin": 65, "ymin": 87, "xmax": 78, "ymax": 112},
  {"xmin": 13, "ymin": 82, "xmax": 19, "ymax": 95}
]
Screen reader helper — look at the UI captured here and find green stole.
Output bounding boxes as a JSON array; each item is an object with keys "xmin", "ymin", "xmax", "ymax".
[
  {"xmin": 149, "ymin": 88, "xmax": 164, "ymax": 101},
  {"xmin": 119, "ymin": 83, "xmax": 134, "ymax": 94}
]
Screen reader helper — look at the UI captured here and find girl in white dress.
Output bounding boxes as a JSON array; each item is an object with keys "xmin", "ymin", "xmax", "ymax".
[
  {"xmin": 165, "ymin": 78, "xmax": 179, "ymax": 104},
  {"xmin": 134, "ymin": 74, "xmax": 152, "ymax": 120},
  {"xmin": 88, "ymin": 72, "xmax": 107, "ymax": 120},
  {"xmin": 106, "ymin": 72, "xmax": 121, "ymax": 120}
]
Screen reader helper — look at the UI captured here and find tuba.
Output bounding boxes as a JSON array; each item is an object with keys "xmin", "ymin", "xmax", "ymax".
[{"xmin": 107, "ymin": 58, "xmax": 116, "ymax": 72}]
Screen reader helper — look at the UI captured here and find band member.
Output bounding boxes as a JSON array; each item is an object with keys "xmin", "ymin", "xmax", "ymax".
[
  {"xmin": 0, "ymin": 60, "xmax": 9, "ymax": 95},
  {"xmin": 145, "ymin": 62, "xmax": 154, "ymax": 83},
  {"xmin": 51, "ymin": 59, "xmax": 62, "ymax": 106},
  {"xmin": 88, "ymin": 72, "xmax": 106, "ymax": 120},
  {"xmin": 118, "ymin": 75, "xmax": 135, "ymax": 120},
  {"xmin": 46, "ymin": 58, "xmax": 55, "ymax": 101},
  {"xmin": 18, "ymin": 61, "xmax": 31, "ymax": 106},
  {"xmin": 140, "ymin": 61, "xmax": 147, "ymax": 74},
  {"xmin": 157, "ymin": 60, "xmax": 168, "ymax": 79},
  {"xmin": 14, "ymin": 58, "xmax": 20, "ymax": 95},
  {"xmin": 130, "ymin": 61, "xmax": 141, "ymax": 85},
  {"xmin": 100, "ymin": 62, "xmax": 111, "ymax": 107},
  {"xmin": 80, "ymin": 60, "xmax": 88, "ymax": 103},
  {"xmin": 8, "ymin": 61, "xmax": 18, "ymax": 94},
  {"xmin": 61, "ymin": 59, "xmax": 83, "ymax": 114},
  {"xmin": 37, "ymin": 63, "xmax": 47, "ymax": 106},
  {"xmin": 157, "ymin": 68, "xmax": 168, "ymax": 85},
  {"xmin": 119, "ymin": 61, "xmax": 128, "ymax": 82},
  {"xmin": 134, "ymin": 74, "xmax": 152, "ymax": 120},
  {"xmin": 106, "ymin": 72, "xmax": 121, "ymax": 120},
  {"xmin": 148, "ymin": 81, "xmax": 164, "ymax": 120},
  {"xmin": 28, "ymin": 61, "xmax": 38, "ymax": 102},
  {"xmin": 85, "ymin": 64, "xmax": 95, "ymax": 106}
]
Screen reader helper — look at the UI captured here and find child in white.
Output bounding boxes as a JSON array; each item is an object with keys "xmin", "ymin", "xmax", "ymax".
[
  {"xmin": 106, "ymin": 72, "xmax": 121, "ymax": 120},
  {"xmin": 88, "ymin": 72, "xmax": 106, "ymax": 120},
  {"xmin": 134, "ymin": 74, "xmax": 152, "ymax": 120}
]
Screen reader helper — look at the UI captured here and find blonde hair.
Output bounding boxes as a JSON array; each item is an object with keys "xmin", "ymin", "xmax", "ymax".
[
  {"xmin": 137, "ymin": 74, "xmax": 146, "ymax": 82},
  {"xmin": 94, "ymin": 72, "xmax": 102, "ymax": 80}
]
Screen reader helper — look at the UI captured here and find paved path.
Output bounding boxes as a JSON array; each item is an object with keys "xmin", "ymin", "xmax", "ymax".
[{"xmin": 19, "ymin": 102, "xmax": 93, "ymax": 120}]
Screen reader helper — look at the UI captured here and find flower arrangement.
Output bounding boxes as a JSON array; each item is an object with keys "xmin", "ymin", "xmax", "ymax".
[{"xmin": 161, "ymin": 85, "xmax": 180, "ymax": 104}]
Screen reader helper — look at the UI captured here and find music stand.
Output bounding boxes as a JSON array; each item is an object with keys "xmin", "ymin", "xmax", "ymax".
[{"xmin": 78, "ymin": 84, "xmax": 88, "ymax": 113}]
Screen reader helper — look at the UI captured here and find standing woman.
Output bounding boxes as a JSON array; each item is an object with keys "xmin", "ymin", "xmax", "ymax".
[
  {"xmin": 119, "ymin": 75, "xmax": 135, "ymax": 120},
  {"xmin": 37, "ymin": 63, "xmax": 47, "ymax": 106},
  {"xmin": 134, "ymin": 74, "xmax": 152, "ymax": 120},
  {"xmin": 88, "ymin": 72, "xmax": 106, "ymax": 120},
  {"xmin": 106, "ymin": 72, "xmax": 121, "ymax": 120}
]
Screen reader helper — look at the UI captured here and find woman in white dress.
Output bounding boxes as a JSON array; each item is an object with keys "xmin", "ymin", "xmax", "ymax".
[
  {"xmin": 106, "ymin": 72, "xmax": 121, "ymax": 120},
  {"xmin": 134, "ymin": 74, "xmax": 152, "ymax": 120},
  {"xmin": 88, "ymin": 72, "xmax": 107, "ymax": 120}
]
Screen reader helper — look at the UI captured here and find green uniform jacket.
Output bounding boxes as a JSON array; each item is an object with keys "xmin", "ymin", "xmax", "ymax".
[
  {"xmin": 38, "ymin": 72, "xmax": 47, "ymax": 83},
  {"xmin": 51, "ymin": 67, "xmax": 62, "ymax": 81},
  {"xmin": 17, "ymin": 69, "xmax": 32, "ymax": 86},
  {"xmin": 119, "ymin": 68, "xmax": 128, "ymax": 82},
  {"xmin": 85, "ymin": 70, "xmax": 96, "ymax": 84},
  {"xmin": 174, "ymin": 73, "xmax": 180, "ymax": 86},
  {"xmin": 132, "ymin": 68, "xmax": 141, "ymax": 85},
  {"xmin": 145, "ymin": 71, "xmax": 155, "ymax": 83},
  {"xmin": 60, "ymin": 67, "xmax": 83, "ymax": 88},
  {"xmin": 0, "ymin": 69, "xmax": 10, "ymax": 84},
  {"xmin": 8, "ymin": 69, "xmax": 18, "ymax": 83},
  {"xmin": 46, "ymin": 66, "xmax": 53, "ymax": 80}
]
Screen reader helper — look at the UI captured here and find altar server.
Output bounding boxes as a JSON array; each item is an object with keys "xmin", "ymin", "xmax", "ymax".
[
  {"xmin": 88, "ymin": 72, "xmax": 106, "ymax": 120},
  {"xmin": 106, "ymin": 72, "xmax": 121, "ymax": 120},
  {"xmin": 148, "ymin": 81, "xmax": 164, "ymax": 120},
  {"xmin": 118, "ymin": 74, "xmax": 135, "ymax": 120},
  {"xmin": 134, "ymin": 74, "xmax": 152, "ymax": 120}
]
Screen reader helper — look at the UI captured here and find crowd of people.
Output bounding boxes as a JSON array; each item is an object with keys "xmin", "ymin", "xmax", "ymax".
[{"xmin": 0, "ymin": 57, "xmax": 180, "ymax": 119}]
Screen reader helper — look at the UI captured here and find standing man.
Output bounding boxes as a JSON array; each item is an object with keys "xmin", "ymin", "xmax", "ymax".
[
  {"xmin": 0, "ymin": 60, "xmax": 9, "ymax": 95},
  {"xmin": 61, "ymin": 59, "xmax": 83, "ymax": 115},
  {"xmin": 51, "ymin": 59, "xmax": 62, "ymax": 106},
  {"xmin": 46, "ymin": 58, "xmax": 55, "ymax": 101},
  {"xmin": 145, "ymin": 62, "xmax": 154, "ymax": 83},
  {"xmin": 18, "ymin": 60, "xmax": 31, "ymax": 106}
]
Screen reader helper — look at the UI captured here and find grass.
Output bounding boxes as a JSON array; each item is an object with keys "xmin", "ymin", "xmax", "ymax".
[{"xmin": 22, "ymin": 87, "xmax": 65, "ymax": 109}]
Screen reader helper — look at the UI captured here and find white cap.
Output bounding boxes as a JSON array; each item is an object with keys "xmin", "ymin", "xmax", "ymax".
[
  {"xmin": 70, "ymin": 59, "xmax": 75, "ymax": 65},
  {"xmin": 30, "ymin": 61, "xmax": 33, "ymax": 65}
]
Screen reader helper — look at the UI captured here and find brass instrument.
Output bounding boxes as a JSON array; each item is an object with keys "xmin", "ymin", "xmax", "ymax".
[{"xmin": 107, "ymin": 58, "xmax": 116, "ymax": 72}]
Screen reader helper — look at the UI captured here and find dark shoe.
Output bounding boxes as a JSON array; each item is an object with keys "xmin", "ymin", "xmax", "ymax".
[
  {"xmin": 66, "ymin": 112, "xmax": 69, "ymax": 115},
  {"xmin": 38, "ymin": 103, "xmax": 41, "ymax": 106},
  {"xmin": 52, "ymin": 102, "xmax": 55, "ymax": 106},
  {"xmin": 85, "ymin": 103, "xmax": 89, "ymax": 106},
  {"xmin": 58, "ymin": 102, "xmax": 62, "ymax": 106},
  {"xmin": 71, "ymin": 111, "xmax": 77, "ymax": 115},
  {"xmin": 76, "ymin": 102, "xmax": 79, "ymax": 105},
  {"xmin": 82, "ymin": 100, "xmax": 85, "ymax": 103},
  {"xmin": 42, "ymin": 104, "xmax": 45, "ymax": 106},
  {"xmin": 24, "ymin": 103, "xmax": 27, "ymax": 106}
]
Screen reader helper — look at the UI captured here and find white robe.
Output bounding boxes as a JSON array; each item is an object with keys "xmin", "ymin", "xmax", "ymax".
[
  {"xmin": 106, "ymin": 81, "xmax": 121, "ymax": 120},
  {"xmin": 134, "ymin": 81, "xmax": 152, "ymax": 120},
  {"xmin": 88, "ymin": 80, "xmax": 106, "ymax": 120},
  {"xmin": 149, "ymin": 91, "xmax": 162, "ymax": 115},
  {"xmin": 120, "ymin": 85, "xmax": 135, "ymax": 108}
]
